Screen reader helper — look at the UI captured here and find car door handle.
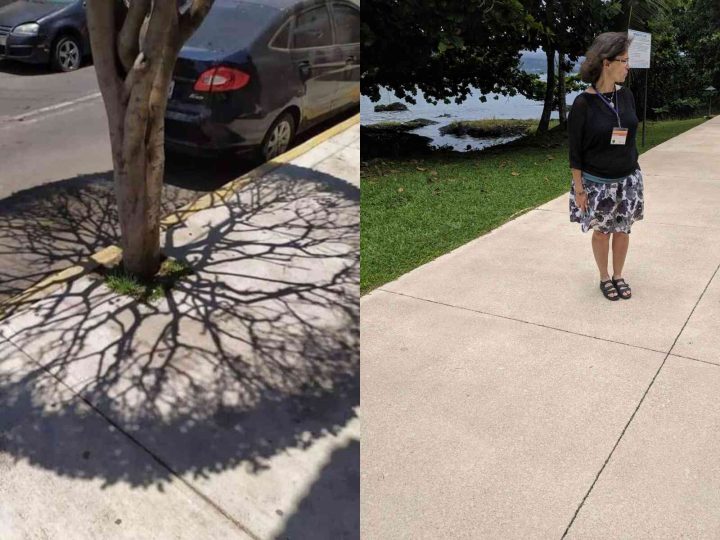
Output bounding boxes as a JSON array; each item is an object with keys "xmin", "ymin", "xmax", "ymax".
[
  {"xmin": 297, "ymin": 61, "xmax": 312, "ymax": 81},
  {"xmin": 346, "ymin": 56, "xmax": 356, "ymax": 64}
]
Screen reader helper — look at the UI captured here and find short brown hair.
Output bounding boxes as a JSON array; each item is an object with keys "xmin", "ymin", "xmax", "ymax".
[{"xmin": 579, "ymin": 32, "xmax": 633, "ymax": 84}]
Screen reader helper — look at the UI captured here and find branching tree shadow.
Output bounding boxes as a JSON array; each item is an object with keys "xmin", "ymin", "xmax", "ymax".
[
  {"xmin": 0, "ymin": 162, "xmax": 359, "ymax": 535},
  {"xmin": 0, "ymin": 157, "xmax": 254, "ymax": 301},
  {"xmin": 0, "ymin": 108, "xmax": 358, "ymax": 303}
]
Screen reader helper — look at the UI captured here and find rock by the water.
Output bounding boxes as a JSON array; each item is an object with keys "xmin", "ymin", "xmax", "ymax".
[
  {"xmin": 440, "ymin": 120, "xmax": 534, "ymax": 138},
  {"xmin": 364, "ymin": 118, "xmax": 438, "ymax": 133},
  {"xmin": 374, "ymin": 102, "xmax": 409, "ymax": 112}
]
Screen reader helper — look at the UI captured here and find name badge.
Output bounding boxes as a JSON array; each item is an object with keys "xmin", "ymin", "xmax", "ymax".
[{"xmin": 611, "ymin": 128, "xmax": 628, "ymax": 145}]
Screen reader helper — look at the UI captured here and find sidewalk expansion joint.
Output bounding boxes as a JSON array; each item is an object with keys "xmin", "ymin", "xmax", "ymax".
[
  {"xmin": 667, "ymin": 353, "xmax": 720, "ymax": 369},
  {"xmin": 1, "ymin": 332, "xmax": 263, "ymax": 540},
  {"xmin": 561, "ymin": 260, "xmax": 720, "ymax": 538},
  {"xmin": 377, "ymin": 288, "xmax": 671, "ymax": 357}
]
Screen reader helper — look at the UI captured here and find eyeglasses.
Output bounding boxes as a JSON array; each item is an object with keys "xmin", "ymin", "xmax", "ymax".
[{"xmin": 611, "ymin": 58, "xmax": 630, "ymax": 65}]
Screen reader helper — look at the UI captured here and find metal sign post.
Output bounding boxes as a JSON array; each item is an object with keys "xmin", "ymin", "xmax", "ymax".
[
  {"xmin": 628, "ymin": 29, "xmax": 652, "ymax": 147},
  {"xmin": 706, "ymin": 86, "xmax": 717, "ymax": 117}
]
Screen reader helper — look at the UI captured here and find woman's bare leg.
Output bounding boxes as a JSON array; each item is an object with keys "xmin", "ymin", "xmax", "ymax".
[
  {"xmin": 611, "ymin": 232, "xmax": 630, "ymax": 279},
  {"xmin": 592, "ymin": 230, "xmax": 611, "ymax": 281}
]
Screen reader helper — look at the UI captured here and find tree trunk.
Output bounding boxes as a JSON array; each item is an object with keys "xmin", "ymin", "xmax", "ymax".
[
  {"xmin": 87, "ymin": 0, "xmax": 213, "ymax": 280},
  {"xmin": 557, "ymin": 50, "xmax": 567, "ymax": 128},
  {"xmin": 538, "ymin": 46, "xmax": 556, "ymax": 133}
]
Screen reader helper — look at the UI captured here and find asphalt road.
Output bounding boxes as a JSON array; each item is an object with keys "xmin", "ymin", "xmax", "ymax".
[{"xmin": 0, "ymin": 59, "xmax": 357, "ymax": 302}]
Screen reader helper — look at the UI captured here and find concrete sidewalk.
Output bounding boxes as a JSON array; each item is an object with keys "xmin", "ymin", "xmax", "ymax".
[
  {"xmin": 362, "ymin": 116, "xmax": 720, "ymax": 538},
  {"xmin": 0, "ymin": 122, "xmax": 359, "ymax": 539}
]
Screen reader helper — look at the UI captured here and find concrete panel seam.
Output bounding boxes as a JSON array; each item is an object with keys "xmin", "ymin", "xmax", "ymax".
[
  {"xmin": 0, "ymin": 331, "xmax": 262, "ymax": 539},
  {"xmin": 668, "ymin": 353, "xmax": 720, "ymax": 369},
  {"xmin": 376, "ymin": 288, "xmax": 670, "ymax": 356}
]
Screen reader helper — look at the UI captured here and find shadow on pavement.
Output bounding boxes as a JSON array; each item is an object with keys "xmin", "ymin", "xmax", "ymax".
[
  {"xmin": 0, "ymin": 172, "xmax": 195, "ymax": 302},
  {"xmin": 0, "ymin": 108, "xmax": 359, "ymax": 302},
  {"xmin": 277, "ymin": 438, "xmax": 360, "ymax": 540},
  {"xmin": 0, "ymin": 163, "xmax": 359, "ymax": 533}
]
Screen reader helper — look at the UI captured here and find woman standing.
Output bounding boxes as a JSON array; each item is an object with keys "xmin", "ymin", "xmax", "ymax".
[{"xmin": 568, "ymin": 32, "xmax": 643, "ymax": 301}]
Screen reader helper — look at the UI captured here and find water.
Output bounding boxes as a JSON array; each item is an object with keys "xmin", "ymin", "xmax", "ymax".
[
  {"xmin": 362, "ymin": 87, "xmax": 583, "ymax": 151},
  {"xmin": 361, "ymin": 51, "xmax": 583, "ymax": 151}
]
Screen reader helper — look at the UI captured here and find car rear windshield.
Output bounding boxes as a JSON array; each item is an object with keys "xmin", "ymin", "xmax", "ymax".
[{"xmin": 186, "ymin": 0, "xmax": 279, "ymax": 53}]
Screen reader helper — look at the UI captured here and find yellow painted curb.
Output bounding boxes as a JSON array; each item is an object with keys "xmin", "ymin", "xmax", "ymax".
[
  {"xmin": 0, "ymin": 114, "xmax": 359, "ymax": 320},
  {"xmin": 0, "ymin": 246, "xmax": 122, "ymax": 320},
  {"xmin": 161, "ymin": 113, "xmax": 359, "ymax": 228}
]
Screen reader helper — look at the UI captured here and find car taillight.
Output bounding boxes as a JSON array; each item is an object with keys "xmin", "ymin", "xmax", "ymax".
[{"xmin": 194, "ymin": 66, "xmax": 251, "ymax": 92}]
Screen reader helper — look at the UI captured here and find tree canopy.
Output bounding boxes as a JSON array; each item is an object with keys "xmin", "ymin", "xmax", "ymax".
[
  {"xmin": 363, "ymin": 0, "xmax": 719, "ymax": 123},
  {"xmin": 361, "ymin": 0, "xmax": 542, "ymax": 104}
]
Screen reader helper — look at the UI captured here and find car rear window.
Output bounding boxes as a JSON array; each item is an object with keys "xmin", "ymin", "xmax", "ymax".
[{"xmin": 186, "ymin": 0, "xmax": 279, "ymax": 52}]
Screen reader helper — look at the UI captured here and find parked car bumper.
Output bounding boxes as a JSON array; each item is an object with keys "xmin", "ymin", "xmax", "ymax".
[
  {"xmin": 164, "ymin": 107, "xmax": 273, "ymax": 156},
  {"xmin": 0, "ymin": 33, "xmax": 50, "ymax": 64}
]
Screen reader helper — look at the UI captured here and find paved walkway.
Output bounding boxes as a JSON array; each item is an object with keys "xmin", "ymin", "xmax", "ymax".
[
  {"xmin": 362, "ymin": 116, "xmax": 720, "ymax": 538},
  {"xmin": 0, "ymin": 123, "xmax": 359, "ymax": 539}
]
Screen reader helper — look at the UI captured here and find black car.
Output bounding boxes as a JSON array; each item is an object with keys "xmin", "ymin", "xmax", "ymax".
[
  {"xmin": 0, "ymin": 0, "xmax": 89, "ymax": 72},
  {"xmin": 165, "ymin": 0, "xmax": 360, "ymax": 160}
]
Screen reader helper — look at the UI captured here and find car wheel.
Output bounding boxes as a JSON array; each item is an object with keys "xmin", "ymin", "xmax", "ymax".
[
  {"xmin": 260, "ymin": 112, "xmax": 295, "ymax": 161},
  {"xmin": 51, "ymin": 35, "xmax": 82, "ymax": 72}
]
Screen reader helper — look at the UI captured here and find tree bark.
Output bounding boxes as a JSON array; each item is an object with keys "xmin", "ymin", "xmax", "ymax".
[
  {"xmin": 87, "ymin": 0, "xmax": 213, "ymax": 279},
  {"xmin": 538, "ymin": 46, "xmax": 556, "ymax": 133},
  {"xmin": 557, "ymin": 50, "xmax": 567, "ymax": 128}
]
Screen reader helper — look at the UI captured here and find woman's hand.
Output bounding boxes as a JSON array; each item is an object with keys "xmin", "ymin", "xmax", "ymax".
[{"xmin": 576, "ymin": 190, "xmax": 588, "ymax": 213}]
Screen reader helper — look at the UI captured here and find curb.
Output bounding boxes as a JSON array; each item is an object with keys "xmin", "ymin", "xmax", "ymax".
[{"xmin": 0, "ymin": 113, "xmax": 359, "ymax": 320}]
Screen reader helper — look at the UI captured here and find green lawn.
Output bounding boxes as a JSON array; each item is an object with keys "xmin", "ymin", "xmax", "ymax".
[{"xmin": 361, "ymin": 117, "xmax": 708, "ymax": 294}]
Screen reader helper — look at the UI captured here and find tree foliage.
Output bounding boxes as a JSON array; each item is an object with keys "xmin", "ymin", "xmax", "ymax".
[
  {"xmin": 622, "ymin": 0, "xmax": 719, "ymax": 119},
  {"xmin": 361, "ymin": 0, "xmax": 542, "ymax": 104},
  {"xmin": 363, "ymin": 0, "xmax": 719, "ymax": 128},
  {"xmin": 679, "ymin": 0, "xmax": 720, "ymax": 89}
]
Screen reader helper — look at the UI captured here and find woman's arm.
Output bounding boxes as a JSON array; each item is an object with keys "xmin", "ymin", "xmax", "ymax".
[
  {"xmin": 568, "ymin": 96, "xmax": 587, "ymax": 206},
  {"xmin": 568, "ymin": 96, "xmax": 587, "ymax": 175},
  {"xmin": 571, "ymin": 168, "xmax": 584, "ymax": 192}
]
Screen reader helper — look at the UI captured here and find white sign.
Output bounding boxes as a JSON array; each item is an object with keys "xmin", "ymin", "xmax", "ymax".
[{"xmin": 628, "ymin": 29, "xmax": 651, "ymax": 69}]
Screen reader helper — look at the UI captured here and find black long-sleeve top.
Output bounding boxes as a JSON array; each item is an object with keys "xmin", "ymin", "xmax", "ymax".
[{"xmin": 568, "ymin": 86, "xmax": 640, "ymax": 178}]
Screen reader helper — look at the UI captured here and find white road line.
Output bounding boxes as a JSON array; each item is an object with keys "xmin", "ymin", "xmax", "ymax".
[{"xmin": 0, "ymin": 92, "xmax": 102, "ymax": 124}]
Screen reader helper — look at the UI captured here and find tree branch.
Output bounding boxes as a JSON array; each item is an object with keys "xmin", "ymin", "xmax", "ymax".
[
  {"xmin": 123, "ymin": 52, "xmax": 149, "ymax": 101},
  {"xmin": 179, "ymin": 0, "xmax": 215, "ymax": 42},
  {"xmin": 122, "ymin": 0, "xmax": 177, "ymax": 162},
  {"xmin": 118, "ymin": 0, "xmax": 151, "ymax": 74}
]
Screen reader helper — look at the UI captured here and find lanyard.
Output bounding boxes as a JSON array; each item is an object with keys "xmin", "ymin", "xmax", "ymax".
[{"xmin": 592, "ymin": 85, "xmax": 622, "ymax": 128}]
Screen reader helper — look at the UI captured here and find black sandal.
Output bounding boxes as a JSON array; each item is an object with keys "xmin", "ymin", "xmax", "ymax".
[
  {"xmin": 612, "ymin": 277, "xmax": 631, "ymax": 299},
  {"xmin": 600, "ymin": 279, "xmax": 620, "ymax": 301}
]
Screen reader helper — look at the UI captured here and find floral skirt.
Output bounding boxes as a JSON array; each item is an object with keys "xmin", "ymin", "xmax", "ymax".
[{"xmin": 569, "ymin": 168, "xmax": 644, "ymax": 234}]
